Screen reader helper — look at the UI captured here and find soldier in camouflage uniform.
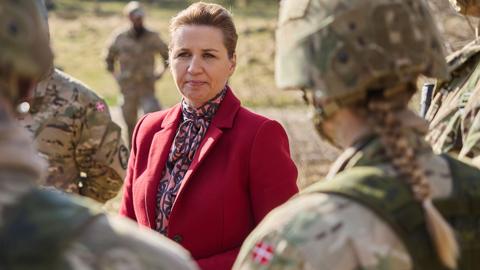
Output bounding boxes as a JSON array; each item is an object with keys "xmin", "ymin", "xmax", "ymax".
[
  {"xmin": 17, "ymin": 2, "xmax": 127, "ymax": 203},
  {"xmin": 0, "ymin": 1, "xmax": 198, "ymax": 269},
  {"xmin": 234, "ymin": 0, "xmax": 480, "ymax": 269},
  {"xmin": 424, "ymin": 1, "xmax": 480, "ymax": 160},
  {"xmin": 105, "ymin": 1, "xmax": 169, "ymax": 144},
  {"xmin": 450, "ymin": 0, "xmax": 480, "ymax": 164}
]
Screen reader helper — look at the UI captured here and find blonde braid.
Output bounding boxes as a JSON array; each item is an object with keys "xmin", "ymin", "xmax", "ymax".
[{"xmin": 367, "ymin": 91, "xmax": 459, "ymax": 269}]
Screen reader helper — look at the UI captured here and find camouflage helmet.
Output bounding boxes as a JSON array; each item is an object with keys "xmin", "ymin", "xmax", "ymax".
[
  {"xmin": 276, "ymin": 0, "xmax": 448, "ymax": 113},
  {"xmin": 0, "ymin": 0, "xmax": 53, "ymax": 104},
  {"xmin": 449, "ymin": 0, "xmax": 480, "ymax": 17}
]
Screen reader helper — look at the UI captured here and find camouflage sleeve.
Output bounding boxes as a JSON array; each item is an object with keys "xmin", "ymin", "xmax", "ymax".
[
  {"xmin": 64, "ymin": 214, "xmax": 199, "ymax": 270},
  {"xmin": 75, "ymin": 98, "xmax": 128, "ymax": 203},
  {"xmin": 459, "ymin": 104, "xmax": 480, "ymax": 159},
  {"xmin": 424, "ymin": 85, "xmax": 466, "ymax": 156},
  {"xmin": 233, "ymin": 193, "xmax": 412, "ymax": 270},
  {"xmin": 104, "ymin": 34, "xmax": 119, "ymax": 73},
  {"xmin": 426, "ymin": 110, "xmax": 463, "ymax": 155},
  {"xmin": 154, "ymin": 33, "xmax": 169, "ymax": 66}
]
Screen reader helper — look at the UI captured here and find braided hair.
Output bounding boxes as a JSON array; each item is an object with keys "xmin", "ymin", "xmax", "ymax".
[{"xmin": 365, "ymin": 84, "xmax": 459, "ymax": 269}]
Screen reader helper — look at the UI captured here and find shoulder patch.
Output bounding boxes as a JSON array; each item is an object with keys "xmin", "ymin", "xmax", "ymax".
[
  {"xmin": 251, "ymin": 241, "xmax": 275, "ymax": 266},
  {"xmin": 95, "ymin": 102, "xmax": 106, "ymax": 112},
  {"xmin": 279, "ymin": 0, "xmax": 311, "ymax": 24}
]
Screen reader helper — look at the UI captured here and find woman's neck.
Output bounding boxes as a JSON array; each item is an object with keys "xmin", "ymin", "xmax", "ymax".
[
  {"xmin": 183, "ymin": 99, "xmax": 205, "ymax": 110},
  {"xmin": 325, "ymin": 108, "xmax": 373, "ymax": 149}
]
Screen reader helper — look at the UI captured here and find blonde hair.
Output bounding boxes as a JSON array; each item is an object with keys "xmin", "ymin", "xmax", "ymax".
[
  {"xmin": 169, "ymin": 2, "xmax": 238, "ymax": 58},
  {"xmin": 366, "ymin": 85, "xmax": 459, "ymax": 269}
]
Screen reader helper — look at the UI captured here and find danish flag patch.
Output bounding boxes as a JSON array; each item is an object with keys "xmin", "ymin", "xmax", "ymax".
[
  {"xmin": 251, "ymin": 241, "xmax": 274, "ymax": 265},
  {"xmin": 95, "ymin": 102, "xmax": 106, "ymax": 112}
]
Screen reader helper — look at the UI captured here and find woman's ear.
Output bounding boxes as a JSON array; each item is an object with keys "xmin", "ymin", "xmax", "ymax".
[{"xmin": 229, "ymin": 53, "xmax": 237, "ymax": 76}]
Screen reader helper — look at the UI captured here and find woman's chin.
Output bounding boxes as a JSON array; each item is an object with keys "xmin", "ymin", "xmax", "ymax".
[
  {"xmin": 182, "ymin": 85, "xmax": 207, "ymax": 95},
  {"xmin": 182, "ymin": 94, "xmax": 207, "ymax": 107}
]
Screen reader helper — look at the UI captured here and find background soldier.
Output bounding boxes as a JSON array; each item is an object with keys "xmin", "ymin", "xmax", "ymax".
[
  {"xmin": 424, "ymin": 1, "xmax": 480, "ymax": 161},
  {"xmin": 105, "ymin": 1, "xmax": 169, "ymax": 144},
  {"xmin": 449, "ymin": 1, "xmax": 480, "ymax": 164},
  {"xmin": 18, "ymin": 1, "xmax": 127, "ymax": 203},
  {"xmin": 234, "ymin": 0, "xmax": 480, "ymax": 269},
  {"xmin": 0, "ymin": 1, "xmax": 198, "ymax": 269}
]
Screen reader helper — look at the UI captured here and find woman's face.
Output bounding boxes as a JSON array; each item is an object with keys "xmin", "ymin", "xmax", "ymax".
[{"xmin": 170, "ymin": 25, "xmax": 236, "ymax": 108}]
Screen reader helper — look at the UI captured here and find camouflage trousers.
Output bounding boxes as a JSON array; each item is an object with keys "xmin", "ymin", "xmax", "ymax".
[{"xmin": 119, "ymin": 80, "xmax": 161, "ymax": 146}]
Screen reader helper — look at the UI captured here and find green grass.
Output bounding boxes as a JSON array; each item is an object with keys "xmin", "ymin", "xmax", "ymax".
[{"xmin": 49, "ymin": 0, "xmax": 303, "ymax": 107}]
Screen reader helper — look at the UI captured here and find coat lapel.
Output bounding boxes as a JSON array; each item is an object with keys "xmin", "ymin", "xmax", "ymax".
[
  {"xmin": 144, "ymin": 105, "xmax": 182, "ymax": 228},
  {"xmin": 174, "ymin": 87, "xmax": 241, "ymax": 203},
  {"xmin": 175, "ymin": 126, "xmax": 223, "ymax": 199}
]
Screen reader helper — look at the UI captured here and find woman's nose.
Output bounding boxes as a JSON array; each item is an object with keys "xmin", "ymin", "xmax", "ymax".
[{"xmin": 187, "ymin": 56, "xmax": 202, "ymax": 74}]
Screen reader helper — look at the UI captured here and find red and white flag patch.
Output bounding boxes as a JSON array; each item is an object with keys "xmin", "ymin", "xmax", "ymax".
[
  {"xmin": 95, "ymin": 102, "xmax": 106, "ymax": 112},
  {"xmin": 252, "ymin": 241, "xmax": 274, "ymax": 265}
]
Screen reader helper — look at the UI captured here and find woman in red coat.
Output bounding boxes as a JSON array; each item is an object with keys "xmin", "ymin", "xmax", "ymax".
[{"xmin": 119, "ymin": 2, "xmax": 299, "ymax": 269}]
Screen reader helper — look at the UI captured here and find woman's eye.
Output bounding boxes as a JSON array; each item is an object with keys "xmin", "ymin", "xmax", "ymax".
[
  {"xmin": 176, "ymin": 52, "xmax": 190, "ymax": 58},
  {"xmin": 204, "ymin": 53, "xmax": 215, "ymax": 59}
]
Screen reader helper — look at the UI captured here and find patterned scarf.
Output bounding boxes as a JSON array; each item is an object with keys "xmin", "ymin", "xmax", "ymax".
[{"xmin": 155, "ymin": 88, "xmax": 227, "ymax": 234}]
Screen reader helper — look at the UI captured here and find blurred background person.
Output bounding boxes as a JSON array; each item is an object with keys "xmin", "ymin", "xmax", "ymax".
[
  {"xmin": 119, "ymin": 2, "xmax": 298, "ymax": 269},
  {"xmin": 0, "ymin": 1, "xmax": 198, "ymax": 269},
  {"xmin": 18, "ymin": 0, "xmax": 127, "ymax": 203},
  {"xmin": 235, "ymin": 0, "xmax": 480, "ymax": 269},
  {"xmin": 105, "ymin": 1, "xmax": 169, "ymax": 146}
]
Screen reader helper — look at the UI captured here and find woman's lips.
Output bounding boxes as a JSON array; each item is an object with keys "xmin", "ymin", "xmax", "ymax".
[{"xmin": 186, "ymin": 80, "xmax": 206, "ymax": 87}]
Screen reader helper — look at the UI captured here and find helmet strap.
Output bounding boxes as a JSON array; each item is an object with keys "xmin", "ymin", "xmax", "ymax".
[{"xmin": 312, "ymin": 99, "xmax": 342, "ymax": 148}]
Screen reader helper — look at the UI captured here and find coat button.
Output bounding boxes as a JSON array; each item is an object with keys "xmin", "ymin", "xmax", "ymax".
[{"xmin": 172, "ymin": 234, "xmax": 183, "ymax": 244}]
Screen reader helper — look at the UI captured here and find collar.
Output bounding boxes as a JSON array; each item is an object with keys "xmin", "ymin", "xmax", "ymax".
[
  {"xmin": 161, "ymin": 85, "xmax": 241, "ymax": 129},
  {"xmin": 181, "ymin": 87, "xmax": 227, "ymax": 121},
  {"xmin": 32, "ymin": 68, "xmax": 55, "ymax": 99}
]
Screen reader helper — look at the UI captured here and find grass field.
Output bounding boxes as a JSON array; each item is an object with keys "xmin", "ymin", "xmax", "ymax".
[
  {"xmin": 48, "ymin": 0, "xmax": 475, "ymax": 109},
  {"xmin": 49, "ymin": 0, "xmax": 304, "ymax": 108}
]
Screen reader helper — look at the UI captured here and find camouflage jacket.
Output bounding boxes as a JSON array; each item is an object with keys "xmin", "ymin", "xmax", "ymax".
[
  {"xmin": 105, "ymin": 26, "xmax": 169, "ymax": 83},
  {"xmin": 425, "ymin": 43, "xmax": 480, "ymax": 157},
  {"xmin": 0, "ymin": 122, "xmax": 198, "ymax": 270},
  {"xmin": 458, "ymin": 71, "xmax": 480, "ymax": 161},
  {"xmin": 18, "ymin": 69, "xmax": 128, "ymax": 203},
  {"xmin": 234, "ymin": 121, "xmax": 464, "ymax": 270}
]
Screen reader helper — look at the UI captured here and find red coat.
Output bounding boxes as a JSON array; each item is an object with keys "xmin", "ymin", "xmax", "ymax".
[{"xmin": 119, "ymin": 88, "xmax": 298, "ymax": 270}]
